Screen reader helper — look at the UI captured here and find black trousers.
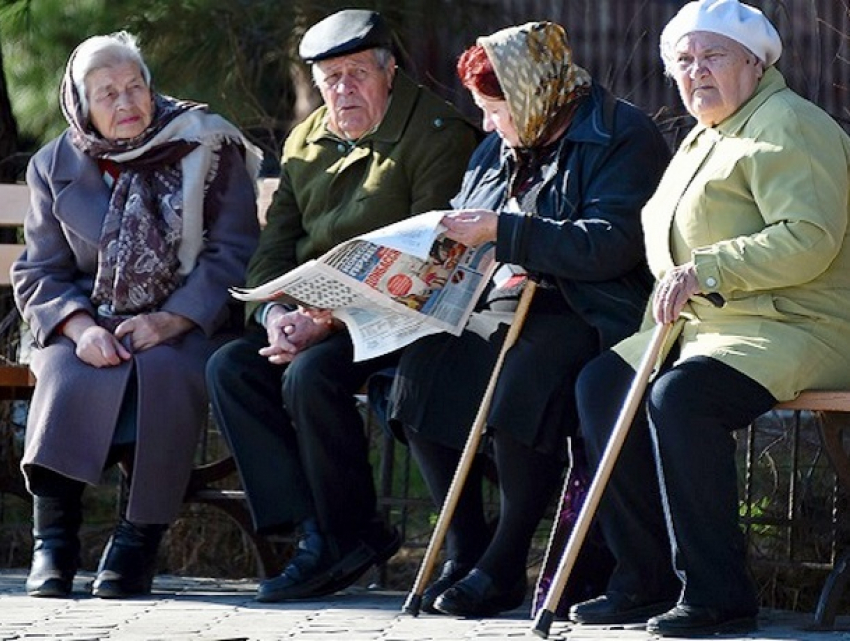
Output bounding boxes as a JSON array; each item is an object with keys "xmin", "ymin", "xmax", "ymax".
[
  {"xmin": 577, "ymin": 351, "xmax": 776, "ymax": 613},
  {"xmin": 206, "ymin": 329, "xmax": 399, "ymax": 536}
]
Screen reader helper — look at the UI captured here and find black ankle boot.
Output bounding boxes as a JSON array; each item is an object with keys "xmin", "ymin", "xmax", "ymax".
[
  {"xmin": 26, "ymin": 495, "xmax": 82, "ymax": 598},
  {"xmin": 91, "ymin": 518, "xmax": 167, "ymax": 599}
]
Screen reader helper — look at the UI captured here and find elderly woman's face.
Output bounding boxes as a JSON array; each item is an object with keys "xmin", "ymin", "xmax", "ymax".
[
  {"xmin": 314, "ymin": 49, "xmax": 395, "ymax": 141},
  {"xmin": 472, "ymin": 92, "xmax": 520, "ymax": 148},
  {"xmin": 86, "ymin": 61, "xmax": 153, "ymax": 141},
  {"xmin": 671, "ymin": 31, "xmax": 763, "ymax": 127}
]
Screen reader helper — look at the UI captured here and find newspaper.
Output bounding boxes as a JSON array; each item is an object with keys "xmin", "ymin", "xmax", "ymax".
[{"xmin": 229, "ymin": 210, "xmax": 497, "ymax": 361}]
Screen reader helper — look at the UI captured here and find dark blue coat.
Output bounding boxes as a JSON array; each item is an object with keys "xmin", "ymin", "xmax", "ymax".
[{"xmin": 453, "ymin": 83, "xmax": 670, "ymax": 349}]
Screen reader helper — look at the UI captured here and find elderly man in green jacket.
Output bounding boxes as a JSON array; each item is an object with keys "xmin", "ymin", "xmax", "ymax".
[{"xmin": 206, "ymin": 9, "xmax": 478, "ymax": 602}]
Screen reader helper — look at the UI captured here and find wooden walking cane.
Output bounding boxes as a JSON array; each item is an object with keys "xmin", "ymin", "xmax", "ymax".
[
  {"xmin": 532, "ymin": 322, "xmax": 672, "ymax": 638},
  {"xmin": 403, "ymin": 279, "xmax": 538, "ymax": 616}
]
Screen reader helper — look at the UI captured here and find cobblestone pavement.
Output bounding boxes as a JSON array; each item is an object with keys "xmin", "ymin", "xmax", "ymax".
[{"xmin": 1, "ymin": 570, "xmax": 849, "ymax": 640}]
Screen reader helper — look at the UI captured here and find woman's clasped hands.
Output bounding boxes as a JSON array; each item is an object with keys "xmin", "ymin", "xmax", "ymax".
[{"xmin": 68, "ymin": 310, "xmax": 195, "ymax": 368}]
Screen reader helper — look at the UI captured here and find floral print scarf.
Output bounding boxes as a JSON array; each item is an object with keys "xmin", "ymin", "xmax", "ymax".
[
  {"xmin": 479, "ymin": 21, "xmax": 592, "ymax": 149},
  {"xmin": 59, "ymin": 50, "xmax": 261, "ymax": 328}
]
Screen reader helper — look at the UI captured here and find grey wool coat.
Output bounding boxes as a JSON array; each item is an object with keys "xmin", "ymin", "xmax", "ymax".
[{"xmin": 12, "ymin": 131, "xmax": 260, "ymax": 523}]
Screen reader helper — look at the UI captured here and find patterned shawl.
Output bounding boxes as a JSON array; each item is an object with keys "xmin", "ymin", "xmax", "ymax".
[
  {"xmin": 479, "ymin": 22, "xmax": 592, "ymax": 149},
  {"xmin": 59, "ymin": 50, "xmax": 261, "ymax": 327}
]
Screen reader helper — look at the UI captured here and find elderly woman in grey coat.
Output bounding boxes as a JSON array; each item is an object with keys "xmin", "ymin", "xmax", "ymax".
[{"xmin": 12, "ymin": 31, "xmax": 260, "ymax": 599}]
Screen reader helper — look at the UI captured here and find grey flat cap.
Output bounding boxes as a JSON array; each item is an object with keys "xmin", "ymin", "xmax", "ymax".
[{"xmin": 299, "ymin": 10, "xmax": 393, "ymax": 63}]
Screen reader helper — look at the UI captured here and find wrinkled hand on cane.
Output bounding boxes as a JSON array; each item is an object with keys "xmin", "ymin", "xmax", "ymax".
[
  {"xmin": 403, "ymin": 279, "xmax": 538, "ymax": 616},
  {"xmin": 531, "ymin": 321, "xmax": 672, "ymax": 638}
]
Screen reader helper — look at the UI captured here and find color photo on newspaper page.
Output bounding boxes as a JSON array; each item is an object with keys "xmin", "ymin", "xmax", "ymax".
[{"xmin": 229, "ymin": 212, "xmax": 497, "ymax": 360}]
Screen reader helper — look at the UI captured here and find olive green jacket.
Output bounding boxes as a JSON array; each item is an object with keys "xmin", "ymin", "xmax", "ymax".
[
  {"xmin": 616, "ymin": 67, "xmax": 850, "ymax": 401},
  {"xmin": 245, "ymin": 71, "xmax": 479, "ymax": 320}
]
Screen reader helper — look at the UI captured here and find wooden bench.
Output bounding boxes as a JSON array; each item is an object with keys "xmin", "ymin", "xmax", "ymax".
[
  {"xmin": 0, "ymin": 184, "xmax": 36, "ymax": 506},
  {"xmin": 181, "ymin": 176, "xmax": 286, "ymax": 576},
  {"xmin": 752, "ymin": 392, "xmax": 850, "ymax": 628}
]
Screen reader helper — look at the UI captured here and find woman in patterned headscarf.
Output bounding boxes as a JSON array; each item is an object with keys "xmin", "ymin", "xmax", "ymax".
[
  {"xmin": 13, "ymin": 31, "xmax": 260, "ymax": 600},
  {"xmin": 387, "ymin": 22, "xmax": 670, "ymax": 617}
]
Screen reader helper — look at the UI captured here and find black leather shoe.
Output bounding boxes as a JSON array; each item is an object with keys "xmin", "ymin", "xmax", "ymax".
[
  {"xmin": 421, "ymin": 560, "xmax": 471, "ymax": 614},
  {"xmin": 569, "ymin": 592, "xmax": 677, "ymax": 625},
  {"xmin": 316, "ymin": 520, "xmax": 402, "ymax": 597},
  {"xmin": 256, "ymin": 522, "xmax": 401, "ymax": 602},
  {"xmin": 360, "ymin": 518, "xmax": 403, "ymax": 567},
  {"xmin": 434, "ymin": 568, "xmax": 527, "ymax": 617},
  {"xmin": 646, "ymin": 604, "xmax": 757, "ymax": 637},
  {"xmin": 91, "ymin": 519, "xmax": 166, "ymax": 599},
  {"xmin": 256, "ymin": 522, "xmax": 342, "ymax": 602}
]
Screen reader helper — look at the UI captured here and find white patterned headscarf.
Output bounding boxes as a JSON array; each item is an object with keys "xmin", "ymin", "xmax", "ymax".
[
  {"xmin": 478, "ymin": 22, "xmax": 592, "ymax": 148},
  {"xmin": 60, "ymin": 35, "xmax": 262, "ymax": 328}
]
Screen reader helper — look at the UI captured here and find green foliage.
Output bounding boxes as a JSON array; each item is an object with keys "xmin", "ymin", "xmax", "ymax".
[
  {"xmin": 739, "ymin": 495, "xmax": 775, "ymax": 536},
  {"xmin": 0, "ymin": 0, "xmax": 308, "ymax": 157},
  {"xmin": 119, "ymin": 0, "xmax": 306, "ymax": 162},
  {"xmin": 0, "ymin": 0, "xmax": 116, "ymax": 146},
  {"xmin": 0, "ymin": 0, "xmax": 478, "ymax": 163}
]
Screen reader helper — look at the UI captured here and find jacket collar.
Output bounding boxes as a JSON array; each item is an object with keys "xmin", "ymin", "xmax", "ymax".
[
  {"xmin": 681, "ymin": 66, "xmax": 787, "ymax": 148},
  {"xmin": 49, "ymin": 133, "xmax": 110, "ymax": 231},
  {"xmin": 49, "ymin": 131, "xmax": 96, "ymax": 184},
  {"xmin": 564, "ymin": 84, "xmax": 614, "ymax": 145}
]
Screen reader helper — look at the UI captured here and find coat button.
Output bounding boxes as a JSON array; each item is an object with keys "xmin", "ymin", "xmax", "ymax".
[
  {"xmin": 433, "ymin": 118, "xmax": 444, "ymax": 128},
  {"xmin": 706, "ymin": 277, "xmax": 717, "ymax": 287},
  {"xmin": 337, "ymin": 143, "xmax": 347, "ymax": 153}
]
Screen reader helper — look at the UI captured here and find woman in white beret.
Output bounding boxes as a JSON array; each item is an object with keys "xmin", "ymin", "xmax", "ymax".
[{"xmin": 570, "ymin": 0, "xmax": 850, "ymax": 636}]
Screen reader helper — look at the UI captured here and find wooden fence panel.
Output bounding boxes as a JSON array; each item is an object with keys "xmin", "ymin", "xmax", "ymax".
[{"xmin": 399, "ymin": 0, "xmax": 850, "ymax": 134}]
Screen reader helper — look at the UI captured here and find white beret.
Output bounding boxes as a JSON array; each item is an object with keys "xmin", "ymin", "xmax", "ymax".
[{"xmin": 660, "ymin": 0, "xmax": 782, "ymax": 67}]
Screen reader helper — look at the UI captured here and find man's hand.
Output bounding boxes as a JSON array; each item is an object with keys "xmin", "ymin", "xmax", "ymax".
[{"xmin": 259, "ymin": 306, "xmax": 336, "ymax": 365}]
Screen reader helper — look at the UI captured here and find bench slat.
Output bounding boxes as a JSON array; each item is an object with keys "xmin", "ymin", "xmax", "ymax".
[
  {"xmin": 0, "ymin": 244, "xmax": 25, "ymax": 286},
  {"xmin": 776, "ymin": 391, "xmax": 850, "ymax": 412},
  {"xmin": 256, "ymin": 177, "xmax": 277, "ymax": 228},
  {"xmin": 0, "ymin": 184, "xmax": 30, "ymax": 228},
  {"xmin": 0, "ymin": 364, "xmax": 34, "ymax": 387}
]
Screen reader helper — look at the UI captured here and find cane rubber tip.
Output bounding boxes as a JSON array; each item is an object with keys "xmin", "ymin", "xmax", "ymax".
[
  {"xmin": 532, "ymin": 609, "xmax": 554, "ymax": 638},
  {"xmin": 402, "ymin": 593, "xmax": 422, "ymax": 616}
]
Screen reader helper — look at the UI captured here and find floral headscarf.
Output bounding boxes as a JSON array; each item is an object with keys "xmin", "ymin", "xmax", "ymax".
[
  {"xmin": 59, "ymin": 42, "xmax": 261, "ymax": 327},
  {"xmin": 479, "ymin": 22, "xmax": 592, "ymax": 148}
]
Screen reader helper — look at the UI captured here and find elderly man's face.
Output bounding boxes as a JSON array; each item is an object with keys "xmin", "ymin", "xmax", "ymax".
[
  {"xmin": 86, "ymin": 61, "xmax": 153, "ymax": 141},
  {"xmin": 671, "ymin": 31, "xmax": 763, "ymax": 127},
  {"xmin": 314, "ymin": 49, "xmax": 395, "ymax": 140}
]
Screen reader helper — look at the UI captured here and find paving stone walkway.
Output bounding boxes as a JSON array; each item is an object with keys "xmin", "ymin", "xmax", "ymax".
[{"xmin": 1, "ymin": 570, "xmax": 849, "ymax": 640}]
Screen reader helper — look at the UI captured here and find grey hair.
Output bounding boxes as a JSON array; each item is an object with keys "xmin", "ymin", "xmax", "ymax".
[
  {"xmin": 310, "ymin": 47, "xmax": 395, "ymax": 85},
  {"xmin": 71, "ymin": 31, "xmax": 151, "ymax": 117}
]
